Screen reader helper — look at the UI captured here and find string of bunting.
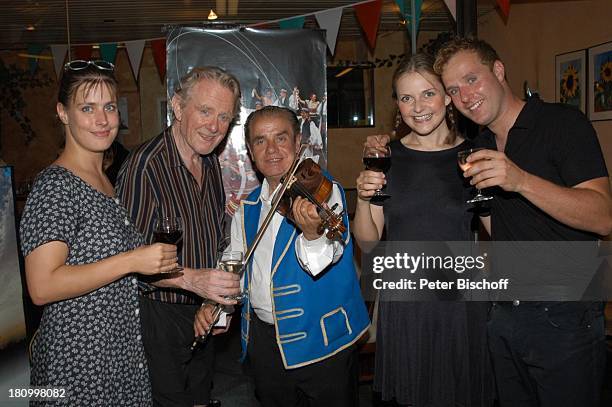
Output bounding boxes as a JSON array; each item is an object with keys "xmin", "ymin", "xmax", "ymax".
[
  {"xmin": 18, "ymin": 0, "xmax": 471, "ymax": 79},
  {"xmin": 332, "ymin": 31, "xmax": 455, "ymax": 69},
  {"xmin": 335, "ymin": 53, "xmax": 406, "ymax": 69}
]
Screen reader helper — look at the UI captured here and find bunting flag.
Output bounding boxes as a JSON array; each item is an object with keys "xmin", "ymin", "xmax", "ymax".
[
  {"xmin": 125, "ymin": 40, "xmax": 145, "ymax": 80},
  {"xmin": 496, "ymin": 0, "xmax": 511, "ymax": 19},
  {"xmin": 74, "ymin": 45, "xmax": 93, "ymax": 61},
  {"xmin": 50, "ymin": 44, "xmax": 68, "ymax": 79},
  {"xmin": 395, "ymin": 0, "xmax": 406, "ymax": 16},
  {"xmin": 27, "ymin": 44, "xmax": 44, "ymax": 74},
  {"xmin": 443, "ymin": 0, "xmax": 457, "ymax": 21},
  {"xmin": 314, "ymin": 8, "xmax": 343, "ymax": 55},
  {"xmin": 279, "ymin": 16, "xmax": 305, "ymax": 30},
  {"xmin": 150, "ymin": 39, "xmax": 167, "ymax": 83},
  {"xmin": 99, "ymin": 43, "xmax": 118, "ymax": 64},
  {"xmin": 354, "ymin": 0, "xmax": 383, "ymax": 50}
]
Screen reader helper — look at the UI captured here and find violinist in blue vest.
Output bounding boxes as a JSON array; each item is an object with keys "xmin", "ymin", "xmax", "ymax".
[{"xmin": 230, "ymin": 106, "xmax": 369, "ymax": 407}]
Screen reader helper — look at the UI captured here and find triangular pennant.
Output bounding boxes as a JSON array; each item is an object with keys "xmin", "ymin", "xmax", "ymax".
[
  {"xmin": 125, "ymin": 40, "xmax": 145, "ymax": 80},
  {"xmin": 279, "ymin": 16, "xmax": 305, "ymax": 30},
  {"xmin": 74, "ymin": 45, "xmax": 93, "ymax": 61},
  {"xmin": 496, "ymin": 0, "xmax": 511, "ymax": 19},
  {"xmin": 354, "ymin": 0, "xmax": 383, "ymax": 50},
  {"xmin": 315, "ymin": 8, "xmax": 343, "ymax": 55},
  {"xmin": 150, "ymin": 39, "xmax": 166, "ymax": 83},
  {"xmin": 443, "ymin": 0, "xmax": 457, "ymax": 21},
  {"xmin": 395, "ymin": 0, "xmax": 406, "ymax": 16},
  {"xmin": 27, "ymin": 43, "xmax": 44, "ymax": 75},
  {"xmin": 50, "ymin": 44, "xmax": 68, "ymax": 79},
  {"xmin": 99, "ymin": 43, "xmax": 118, "ymax": 64}
]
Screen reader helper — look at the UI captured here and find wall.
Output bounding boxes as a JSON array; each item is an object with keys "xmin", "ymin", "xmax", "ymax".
[
  {"xmin": 478, "ymin": 0, "xmax": 612, "ymax": 168},
  {"xmin": 0, "ymin": 31, "xmax": 417, "ymax": 188},
  {"xmin": 10, "ymin": 0, "xmax": 611, "ymax": 190},
  {"xmin": 328, "ymin": 30, "xmax": 440, "ymax": 187}
]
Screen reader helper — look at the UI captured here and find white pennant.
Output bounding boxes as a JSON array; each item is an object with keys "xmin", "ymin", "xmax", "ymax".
[
  {"xmin": 125, "ymin": 40, "xmax": 146, "ymax": 80},
  {"xmin": 315, "ymin": 8, "xmax": 343, "ymax": 55},
  {"xmin": 444, "ymin": 0, "xmax": 457, "ymax": 21},
  {"xmin": 50, "ymin": 44, "xmax": 68, "ymax": 79}
]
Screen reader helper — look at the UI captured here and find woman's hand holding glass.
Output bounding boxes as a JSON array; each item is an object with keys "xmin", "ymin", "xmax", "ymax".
[
  {"xmin": 127, "ymin": 243, "xmax": 179, "ymax": 275},
  {"xmin": 358, "ymin": 134, "xmax": 392, "ymax": 201},
  {"xmin": 356, "ymin": 170, "xmax": 387, "ymax": 202}
]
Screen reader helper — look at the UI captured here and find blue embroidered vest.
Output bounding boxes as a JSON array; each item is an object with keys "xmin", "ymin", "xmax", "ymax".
[{"xmin": 239, "ymin": 181, "xmax": 370, "ymax": 369}]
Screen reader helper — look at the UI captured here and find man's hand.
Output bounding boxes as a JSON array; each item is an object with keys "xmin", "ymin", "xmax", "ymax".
[
  {"xmin": 181, "ymin": 268, "xmax": 240, "ymax": 305},
  {"xmin": 292, "ymin": 196, "xmax": 323, "ymax": 241},
  {"xmin": 194, "ymin": 303, "xmax": 232, "ymax": 337},
  {"xmin": 463, "ymin": 149, "xmax": 528, "ymax": 193}
]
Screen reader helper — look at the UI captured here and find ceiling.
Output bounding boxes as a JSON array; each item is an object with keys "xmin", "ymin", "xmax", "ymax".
[{"xmin": 0, "ymin": 0, "xmax": 497, "ymax": 50}]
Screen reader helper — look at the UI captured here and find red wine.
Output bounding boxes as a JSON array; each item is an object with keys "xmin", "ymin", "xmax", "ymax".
[
  {"xmin": 363, "ymin": 156, "xmax": 391, "ymax": 172},
  {"xmin": 153, "ymin": 230, "xmax": 182, "ymax": 245}
]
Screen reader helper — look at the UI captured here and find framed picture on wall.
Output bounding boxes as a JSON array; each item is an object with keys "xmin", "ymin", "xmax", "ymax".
[
  {"xmin": 555, "ymin": 49, "xmax": 586, "ymax": 113},
  {"xmin": 588, "ymin": 41, "xmax": 612, "ymax": 121}
]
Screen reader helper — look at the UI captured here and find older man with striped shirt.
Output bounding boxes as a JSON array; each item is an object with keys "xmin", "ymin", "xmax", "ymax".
[{"xmin": 117, "ymin": 66, "xmax": 242, "ymax": 407}]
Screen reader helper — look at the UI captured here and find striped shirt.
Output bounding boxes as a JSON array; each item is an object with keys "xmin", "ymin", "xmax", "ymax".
[{"xmin": 116, "ymin": 127, "xmax": 225, "ymax": 304}]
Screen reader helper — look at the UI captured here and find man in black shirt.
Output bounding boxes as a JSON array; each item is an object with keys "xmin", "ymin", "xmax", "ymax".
[{"xmin": 435, "ymin": 38, "xmax": 612, "ymax": 407}]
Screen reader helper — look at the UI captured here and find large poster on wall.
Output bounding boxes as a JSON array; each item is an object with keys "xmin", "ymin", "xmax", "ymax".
[
  {"xmin": 0, "ymin": 167, "xmax": 25, "ymax": 349},
  {"xmin": 166, "ymin": 27, "xmax": 327, "ymax": 216}
]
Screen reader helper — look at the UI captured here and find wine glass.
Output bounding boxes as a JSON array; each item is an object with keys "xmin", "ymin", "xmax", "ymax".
[
  {"xmin": 363, "ymin": 144, "xmax": 391, "ymax": 199},
  {"xmin": 153, "ymin": 215, "xmax": 184, "ymax": 273},
  {"xmin": 457, "ymin": 148, "xmax": 493, "ymax": 204},
  {"xmin": 217, "ymin": 250, "xmax": 245, "ymax": 302}
]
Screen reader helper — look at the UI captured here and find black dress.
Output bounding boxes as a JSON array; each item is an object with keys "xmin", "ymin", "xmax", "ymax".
[
  {"xmin": 372, "ymin": 140, "xmax": 494, "ymax": 407},
  {"xmin": 20, "ymin": 166, "xmax": 152, "ymax": 406}
]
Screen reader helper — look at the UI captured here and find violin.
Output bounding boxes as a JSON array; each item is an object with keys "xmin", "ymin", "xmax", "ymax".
[
  {"xmin": 190, "ymin": 151, "xmax": 345, "ymax": 351},
  {"xmin": 276, "ymin": 158, "xmax": 346, "ymax": 241}
]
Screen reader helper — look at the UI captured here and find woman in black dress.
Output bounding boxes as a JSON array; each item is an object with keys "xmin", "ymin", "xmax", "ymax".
[
  {"xmin": 353, "ymin": 53, "xmax": 494, "ymax": 406},
  {"xmin": 20, "ymin": 61, "xmax": 179, "ymax": 405}
]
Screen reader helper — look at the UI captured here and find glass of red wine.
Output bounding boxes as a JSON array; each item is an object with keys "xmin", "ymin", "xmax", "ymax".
[
  {"xmin": 153, "ymin": 215, "xmax": 183, "ymax": 273},
  {"xmin": 457, "ymin": 148, "xmax": 493, "ymax": 204},
  {"xmin": 363, "ymin": 144, "xmax": 391, "ymax": 199}
]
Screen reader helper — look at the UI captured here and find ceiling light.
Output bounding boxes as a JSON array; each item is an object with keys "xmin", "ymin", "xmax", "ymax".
[
  {"xmin": 208, "ymin": 9, "xmax": 218, "ymax": 20},
  {"xmin": 26, "ymin": 24, "xmax": 36, "ymax": 31}
]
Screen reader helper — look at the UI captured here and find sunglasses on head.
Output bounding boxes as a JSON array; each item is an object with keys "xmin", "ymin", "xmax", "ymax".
[{"xmin": 64, "ymin": 60, "xmax": 115, "ymax": 71}]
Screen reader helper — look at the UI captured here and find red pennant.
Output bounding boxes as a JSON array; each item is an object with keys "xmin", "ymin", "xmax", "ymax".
[
  {"xmin": 73, "ymin": 45, "xmax": 92, "ymax": 61},
  {"xmin": 150, "ymin": 39, "xmax": 167, "ymax": 83},
  {"xmin": 252, "ymin": 22, "xmax": 272, "ymax": 29},
  {"xmin": 354, "ymin": 0, "xmax": 383, "ymax": 50},
  {"xmin": 496, "ymin": 0, "xmax": 511, "ymax": 19}
]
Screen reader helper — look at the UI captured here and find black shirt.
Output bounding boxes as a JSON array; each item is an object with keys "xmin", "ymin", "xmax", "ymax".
[{"xmin": 476, "ymin": 97, "xmax": 608, "ymax": 241}]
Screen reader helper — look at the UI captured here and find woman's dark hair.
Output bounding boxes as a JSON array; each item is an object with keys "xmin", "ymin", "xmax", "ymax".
[
  {"xmin": 391, "ymin": 52, "xmax": 458, "ymax": 144},
  {"xmin": 58, "ymin": 64, "xmax": 118, "ymax": 107}
]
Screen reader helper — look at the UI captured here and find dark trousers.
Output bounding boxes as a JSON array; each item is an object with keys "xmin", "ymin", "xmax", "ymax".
[
  {"xmin": 487, "ymin": 302, "xmax": 606, "ymax": 407},
  {"xmin": 139, "ymin": 297, "xmax": 215, "ymax": 407},
  {"xmin": 247, "ymin": 314, "xmax": 359, "ymax": 407}
]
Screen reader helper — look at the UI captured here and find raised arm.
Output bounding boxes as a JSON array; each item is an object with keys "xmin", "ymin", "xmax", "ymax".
[
  {"xmin": 466, "ymin": 149, "xmax": 612, "ymax": 236},
  {"xmin": 353, "ymin": 134, "xmax": 390, "ymax": 248}
]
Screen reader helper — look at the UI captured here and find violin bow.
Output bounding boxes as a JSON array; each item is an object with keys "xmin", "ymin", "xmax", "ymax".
[{"xmin": 191, "ymin": 144, "xmax": 308, "ymax": 350}]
